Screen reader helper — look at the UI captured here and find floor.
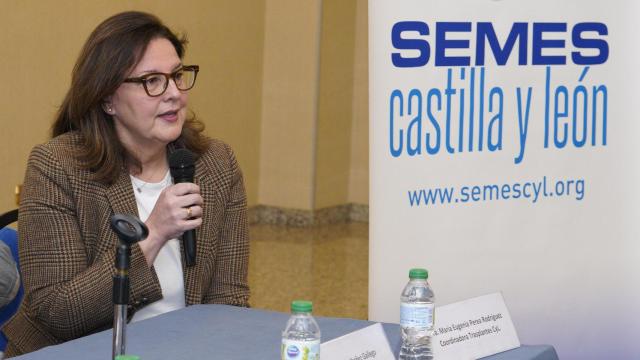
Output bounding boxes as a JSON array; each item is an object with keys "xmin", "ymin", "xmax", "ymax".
[{"xmin": 248, "ymin": 222, "xmax": 368, "ymax": 320}]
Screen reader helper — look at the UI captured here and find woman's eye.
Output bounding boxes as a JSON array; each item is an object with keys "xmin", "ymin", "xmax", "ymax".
[{"xmin": 144, "ymin": 75, "xmax": 163, "ymax": 87}]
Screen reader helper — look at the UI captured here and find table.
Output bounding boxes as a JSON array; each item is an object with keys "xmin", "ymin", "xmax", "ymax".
[{"xmin": 12, "ymin": 305, "xmax": 558, "ymax": 359}]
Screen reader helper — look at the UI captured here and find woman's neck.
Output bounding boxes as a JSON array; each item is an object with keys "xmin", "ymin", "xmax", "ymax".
[{"xmin": 128, "ymin": 148, "xmax": 169, "ymax": 182}]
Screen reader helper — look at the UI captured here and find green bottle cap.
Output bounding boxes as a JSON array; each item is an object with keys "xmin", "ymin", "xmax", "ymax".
[
  {"xmin": 409, "ymin": 268, "xmax": 428, "ymax": 279},
  {"xmin": 291, "ymin": 300, "xmax": 313, "ymax": 313},
  {"xmin": 115, "ymin": 355, "xmax": 140, "ymax": 360}
]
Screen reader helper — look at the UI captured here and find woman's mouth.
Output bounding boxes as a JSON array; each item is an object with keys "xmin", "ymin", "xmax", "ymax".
[{"xmin": 158, "ymin": 109, "xmax": 179, "ymax": 122}]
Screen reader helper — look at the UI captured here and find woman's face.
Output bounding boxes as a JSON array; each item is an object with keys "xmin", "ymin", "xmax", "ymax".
[{"xmin": 109, "ymin": 37, "xmax": 188, "ymax": 153}]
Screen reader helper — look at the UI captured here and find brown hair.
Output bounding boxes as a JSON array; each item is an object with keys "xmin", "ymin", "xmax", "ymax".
[{"xmin": 52, "ymin": 11, "xmax": 208, "ymax": 184}]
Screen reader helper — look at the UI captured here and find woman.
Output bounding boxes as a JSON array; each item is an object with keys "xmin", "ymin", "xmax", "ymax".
[{"xmin": 3, "ymin": 11, "xmax": 250, "ymax": 356}]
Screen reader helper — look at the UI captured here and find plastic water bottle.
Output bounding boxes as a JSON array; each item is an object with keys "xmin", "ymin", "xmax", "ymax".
[
  {"xmin": 282, "ymin": 300, "xmax": 321, "ymax": 360},
  {"xmin": 399, "ymin": 268, "xmax": 435, "ymax": 360}
]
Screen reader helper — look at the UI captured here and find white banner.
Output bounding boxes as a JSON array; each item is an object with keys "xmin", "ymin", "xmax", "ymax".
[{"xmin": 369, "ymin": 1, "xmax": 640, "ymax": 359}]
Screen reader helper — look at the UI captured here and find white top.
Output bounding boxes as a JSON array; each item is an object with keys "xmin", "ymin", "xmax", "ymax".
[{"xmin": 129, "ymin": 171, "xmax": 186, "ymax": 322}]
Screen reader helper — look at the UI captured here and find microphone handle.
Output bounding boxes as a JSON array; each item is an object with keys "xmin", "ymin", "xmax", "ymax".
[
  {"xmin": 174, "ymin": 175, "xmax": 197, "ymax": 267},
  {"xmin": 183, "ymin": 229, "xmax": 196, "ymax": 267}
]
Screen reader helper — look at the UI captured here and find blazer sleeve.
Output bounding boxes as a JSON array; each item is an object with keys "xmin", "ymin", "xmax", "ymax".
[
  {"xmin": 203, "ymin": 144, "xmax": 250, "ymax": 307},
  {"xmin": 18, "ymin": 144, "xmax": 120, "ymax": 340}
]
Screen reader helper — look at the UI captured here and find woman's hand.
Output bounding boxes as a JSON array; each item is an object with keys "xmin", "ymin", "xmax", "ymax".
[{"xmin": 138, "ymin": 183, "xmax": 203, "ymax": 266}]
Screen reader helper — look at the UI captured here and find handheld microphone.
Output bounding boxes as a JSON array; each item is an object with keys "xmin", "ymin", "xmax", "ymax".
[{"xmin": 169, "ymin": 149, "xmax": 197, "ymax": 267}]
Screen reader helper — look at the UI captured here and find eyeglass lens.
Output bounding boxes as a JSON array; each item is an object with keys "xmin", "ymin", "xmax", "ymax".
[{"xmin": 145, "ymin": 68, "xmax": 197, "ymax": 96}]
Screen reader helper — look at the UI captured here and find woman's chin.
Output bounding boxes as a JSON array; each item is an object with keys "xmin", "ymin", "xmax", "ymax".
[{"xmin": 154, "ymin": 127, "xmax": 183, "ymax": 146}]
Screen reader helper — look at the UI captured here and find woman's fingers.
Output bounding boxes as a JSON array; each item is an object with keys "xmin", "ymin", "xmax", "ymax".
[
  {"xmin": 167, "ymin": 182, "xmax": 200, "ymax": 196},
  {"xmin": 183, "ymin": 217, "xmax": 203, "ymax": 229},
  {"xmin": 174, "ymin": 193, "xmax": 203, "ymax": 209},
  {"xmin": 182, "ymin": 205, "xmax": 202, "ymax": 220},
  {"xmin": 146, "ymin": 184, "xmax": 203, "ymax": 240}
]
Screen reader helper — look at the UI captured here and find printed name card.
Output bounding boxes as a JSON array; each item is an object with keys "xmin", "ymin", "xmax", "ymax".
[
  {"xmin": 321, "ymin": 323, "xmax": 395, "ymax": 360},
  {"xmin": 433, "ymin": 292, "xmax": 520, "ymax": 360}
]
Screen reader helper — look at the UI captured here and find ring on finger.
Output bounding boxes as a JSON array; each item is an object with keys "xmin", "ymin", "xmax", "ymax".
[{"xmin": 186, "ymin": 206, "xmax": 192, "ymax": 219}]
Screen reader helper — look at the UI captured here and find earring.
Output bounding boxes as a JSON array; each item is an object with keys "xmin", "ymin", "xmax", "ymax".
[{"xmin": 102, "ymin": 98, "xmax": 114, "ymax": 115}]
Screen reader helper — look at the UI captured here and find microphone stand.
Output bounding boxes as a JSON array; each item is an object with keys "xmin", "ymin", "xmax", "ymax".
[{"xmin": 110, "ymin": 214, "xmax": 148, "ymax": 360}]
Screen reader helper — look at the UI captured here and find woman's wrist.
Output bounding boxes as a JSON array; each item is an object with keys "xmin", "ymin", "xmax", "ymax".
[{"xmin": 137, "ymin": 228, "xmax": 164, "ymax": 266}]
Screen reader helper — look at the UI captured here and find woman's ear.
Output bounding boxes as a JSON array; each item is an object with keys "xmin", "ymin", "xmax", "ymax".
[{"xmin": 102, "ymin": 97, "xmax": 115, "ymax": 115}]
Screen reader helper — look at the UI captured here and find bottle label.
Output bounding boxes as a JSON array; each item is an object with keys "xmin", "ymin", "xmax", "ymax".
[
  {"xmin": 281, "ymin": 339, "xmax": 320, "ymax": 360},
  {"xmin": 400, "ymin": 303, "xmax": 434, "ymax": 328}
]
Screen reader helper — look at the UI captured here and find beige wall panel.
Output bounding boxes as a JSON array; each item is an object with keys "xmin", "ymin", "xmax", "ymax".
[
  {"xmin": 314, "ymin": 0, "xmax": 357, "ymax": 209},
  {"xmin": 348, "ymin": 0, "xmax": 369, "ymax": 205},
  {"xmin": 176, "ymin": 1, "xmax": 265, "ymax": 207},
  {"xmin": 0, "ymin": 0, "xmax": 264, "ymax": 211},
  {"xmin": 258, "ymin": 0, "xmax": 321, "ymax": 210}
]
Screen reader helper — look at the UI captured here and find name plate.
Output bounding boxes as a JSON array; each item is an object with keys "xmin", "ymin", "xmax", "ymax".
[
  {"xmin": 433, "ymin": 292, "xmax": 520, "ymax": 360},
  {"xmin": 321, "ymin": 323, "xmax": 395, "ymax": 360}
]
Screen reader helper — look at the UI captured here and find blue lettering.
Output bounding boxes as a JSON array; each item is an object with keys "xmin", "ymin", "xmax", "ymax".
[
  {"xmin": 487, "ymin": 88, "xmax": 503, "ymax": 151},
  {"xmin": 572, "ymin": 23, "xmax": 609, "ymax": 65},
  {"xmin": 407, "ymin": 89, "xmax": 422, "ymax": 155},
  {"xmin": 426, "ymin": 89, "xmax": 442, "ymax": 154},
  {"xmin": 408, "ymin": 190, "xmax": 423, "ymax": 206},
  {"xmin": 471, "ymin": 186, "xmax": 481, "ymax": 201},
  {"xmin": 553, "ymin": 85, "xmax": 569, "ymax": 148},
  {"xmin": 392, "ymin": 21, "xmax": 430, "ymax": 67},
  {"xmin": 592, "ymin": 84, "xmax": 607, "ymax": 146},
  {"xmin": 476, "ymin": 22, "xmax": 528, "ymax": 65},
  {"xmin": 436, "ymin": 22, "xmax": 472, "ymax": 66},
  {"xmin": 390, "ymin": 21, "xmax": 608, "ymax": 67},
  {"xmin": 532, "ymin": 23, "xmax": 567, "ymax": 65},
  {"xmin": 512, "ymin": 183, "xmax": 522, "ymax": 199},
  {"xmin": 460, "ymin": 186, "xmax": 470, "ymax": 202},
  {"xmin": 576, "ymin": 180, "xmax": 585, "ymax": 200},
  {"xmin": 545, "ymin": 66, "xmax": 608, "ymax": 150},
  {"xmin": 501, "ymin": 184, "xmax": 511, "ymax": 199},
  {"xmin": 390, "ymin": 90, "xmax": 403, "ymax": 157},
  {"xmin": 572, "ymin": 84, "xmax": 588, "ymax": 147}
]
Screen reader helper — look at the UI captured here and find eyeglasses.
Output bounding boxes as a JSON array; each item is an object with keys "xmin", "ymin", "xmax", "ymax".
[{"xmin": 123, "ymin": 65, "xmax": 199, "ymax": 97}]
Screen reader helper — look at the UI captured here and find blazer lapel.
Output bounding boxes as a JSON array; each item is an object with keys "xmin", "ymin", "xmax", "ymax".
[{"xmin": 106, "ymin": 167, "xmax": 139, "ymax": 218}]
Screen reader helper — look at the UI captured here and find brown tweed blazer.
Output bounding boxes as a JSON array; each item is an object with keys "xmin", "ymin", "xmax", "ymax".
[{"xmin": 3, "ymin": 132, "xmax": 250, "ymax": 356}]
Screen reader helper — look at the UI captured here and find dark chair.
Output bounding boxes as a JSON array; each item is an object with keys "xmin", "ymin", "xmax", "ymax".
[
  {"xmin": 0, "ymin": 209, "xmax": 17, "ymax": 229},
  {"xmin": 0, "ymin": 209, "xmax": 22, "ymax": 353}
]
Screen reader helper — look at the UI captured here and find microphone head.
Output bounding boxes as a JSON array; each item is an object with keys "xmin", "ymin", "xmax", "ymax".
[
  {"xmin": 110, "ymin": 214, "xmax": 148, "ymax": 245},
  {"xmin": 169, "ymin": 148, "xmax": 195, "ymax": 182}
]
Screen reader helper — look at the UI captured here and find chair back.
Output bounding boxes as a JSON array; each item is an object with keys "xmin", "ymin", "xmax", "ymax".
[
  {"xmin": 0, "ymin": 209, "xmax": 22, "ymax": 352},
  {"xmin": 0, "ymin": 209, "xmax": 17, "ymax": 229}
]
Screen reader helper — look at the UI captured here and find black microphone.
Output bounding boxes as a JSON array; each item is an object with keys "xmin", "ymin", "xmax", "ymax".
[{"xmin": 169, "ymin": 149, "xmax": 197, "ymax": 267}]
